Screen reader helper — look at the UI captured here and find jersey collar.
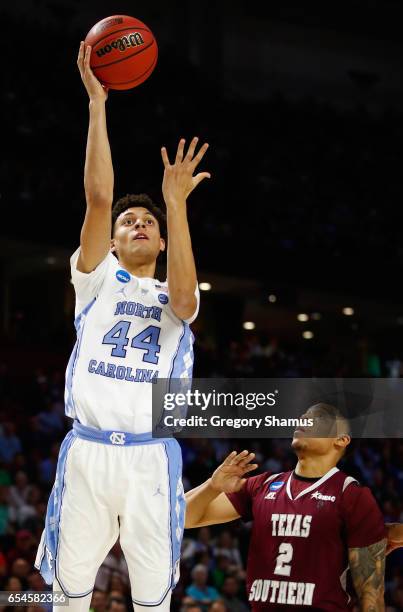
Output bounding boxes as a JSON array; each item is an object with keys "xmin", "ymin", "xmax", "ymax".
[{"xmin": 286, "ymin": 466, "xmax": 339, "ymax": 501}]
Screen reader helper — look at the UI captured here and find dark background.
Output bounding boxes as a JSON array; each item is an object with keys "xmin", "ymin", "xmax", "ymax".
[{"xmin": 0, "ymin": 1, "xmax": 402, "ymax": 610}]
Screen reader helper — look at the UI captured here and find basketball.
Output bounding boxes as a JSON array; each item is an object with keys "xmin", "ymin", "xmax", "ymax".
[{"xmin": 84, "ymin": 15, "xmax": 158, "ymax": 90}]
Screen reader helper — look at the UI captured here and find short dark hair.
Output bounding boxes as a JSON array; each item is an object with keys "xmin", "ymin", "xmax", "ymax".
[
  {"xmin": 309, "ymin": 402, "xmax": 351, "ymax": 438},
  {"xmin": 111, "ymin": 193, "xmax": 167, "ymax": 240}
]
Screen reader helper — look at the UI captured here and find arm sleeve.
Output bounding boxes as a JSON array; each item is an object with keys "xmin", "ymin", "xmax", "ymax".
[
  {"xmin": 70, "ymin": 247, "xmax": 116, "ymax": 314},
  {"xmin": 342, "ymin": 483, "xmax": 386, "ymax": 548},
  {"xmin": 226, "ymin": 472, "xmax": 269, "ymax": 522}
]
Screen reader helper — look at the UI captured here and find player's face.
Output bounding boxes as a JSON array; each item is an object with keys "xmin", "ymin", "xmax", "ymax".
[
  {"xmin": 291, "ymin": 406, "xmax": 339, "ymax": 455},
  {"xmin": 112, "ymin": 207, "xmax": 165, "ymax": 263}
]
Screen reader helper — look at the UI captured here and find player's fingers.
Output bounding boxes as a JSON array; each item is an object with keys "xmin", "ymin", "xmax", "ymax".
[
  {"xmin": 185, "ymin": 136, "xmax": 199, "ymax": 162},
  {"xmin": 242, "ymin": 463, "xmax": 259, "ymax": 474},
  {"xmin": 161, "ymin": 147, "xmax": 171, "ymax": 168},
  {"xmin": 221, "ymin": 451, "xmax": 237, "ymax": 466},
  {"xmin": 238, "ymin": 452, "xmax": 256, "ymax": 468},
  {"xmin": 193, "ymin": 172, "xmax": 211, "ymax": 188},
  {"xmin": 77, "ymin": 41, "xmax": 85, "ymax": 73},
  {"xmin": 231, "ymin": 450, "xmax": 249, "ymax": 465},
  {"xmin": 175, "ymin": 139, "xmax": 186, "ymax": 164},
  {"xmin": 190, "ymin": 142, "xmax": 209, "ymax": 169},
  {"xmin": 84, "ymin": 45, "xmax": 92, "ymax": 72}
]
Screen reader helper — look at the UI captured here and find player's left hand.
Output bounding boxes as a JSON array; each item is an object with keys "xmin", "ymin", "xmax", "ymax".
[
  {"xmin": 385, "ymin": 522, "xmax": 403, "ymax": 555},
  {"xmin": 161, "ymin": 137, "xmax": 211, "ymax": 207}
]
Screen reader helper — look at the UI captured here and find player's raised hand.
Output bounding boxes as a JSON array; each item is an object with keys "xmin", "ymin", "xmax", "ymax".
[
  {"xmin": 161, "ymin": 137, "xmax": 211, "ymax": 207},
  {"xmin": 77, "ymin": 42, "xmax": 108, "ymax": 101},
  {"xmin": 210, "ymin": 450, "xmax": 258, "ymax": 493}
]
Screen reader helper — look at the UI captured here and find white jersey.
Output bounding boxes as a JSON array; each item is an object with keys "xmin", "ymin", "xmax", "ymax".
[{"xmin": 65, "ymin": 248, "xmax": 199, "ymax": 433}]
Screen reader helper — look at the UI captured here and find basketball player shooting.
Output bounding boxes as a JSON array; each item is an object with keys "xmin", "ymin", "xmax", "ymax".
[
  {"xmin": 185, "ymin": 404, "xmax": 388, "ymax": 611},
  {"xmin": 35, "ymin": 42, "xmax": 210, "ymax": 611}
]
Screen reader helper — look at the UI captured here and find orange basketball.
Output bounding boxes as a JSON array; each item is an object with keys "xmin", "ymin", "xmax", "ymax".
[{"xmin": 84, "ymin": 15, "xmax": 158, "ymax": 90}]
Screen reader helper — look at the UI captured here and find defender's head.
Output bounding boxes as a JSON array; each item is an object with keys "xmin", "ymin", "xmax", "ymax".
[
  {"xmin": 111, "ymin": 194, "xmax": 167, "ymax": 265},
  {"xmin": 292, "ymin": 403, "xmax": 351, "ymax": 459}
]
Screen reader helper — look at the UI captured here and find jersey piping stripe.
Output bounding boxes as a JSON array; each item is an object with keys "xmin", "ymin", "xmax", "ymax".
[
  {"xmin": 342, "ymin": 476, "xmax": 358, "ymax": 492},
  {"xmin": 65, "ymin": 298, "xmax": 96, "ymax": 418},
  {"xmin": 286, "ymin": 466, "xmax": 340, "ymax": 501}
]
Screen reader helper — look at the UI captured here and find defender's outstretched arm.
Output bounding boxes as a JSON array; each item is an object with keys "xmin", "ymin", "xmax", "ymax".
[
  {"xmin": 185, "ymin": 450, "xmax": 257, "ymax": 528},
  {"xmin": 77, "ymin": 42, "xmax": 113, "ymax": 273}
]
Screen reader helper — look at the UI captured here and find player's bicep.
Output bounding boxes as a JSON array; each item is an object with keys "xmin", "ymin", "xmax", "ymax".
[
  {"xmin": 348, "ymin": 539, "xmax": 386, "ymax": 606},
  {"xmin": 78, "ymin": 204, "xmax": 112, "ymax": 273},
  {"xmin": 194, "ymin": 493, "xmax": 240, "ymax": 527}
]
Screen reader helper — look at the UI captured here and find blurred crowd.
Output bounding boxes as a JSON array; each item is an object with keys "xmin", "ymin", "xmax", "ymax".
[{"xmin": 0, "ymin": 360, "xmax": 402, "ymax": 611}]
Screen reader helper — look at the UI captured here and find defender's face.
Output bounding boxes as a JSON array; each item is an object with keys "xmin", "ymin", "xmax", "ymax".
[
  {"xmin": 291, "ymin": 406, "xmax": 339, "ymax": 455},
  {"xmin": 112, "ymin": 207, "xmax": 165, "ymax": 262}
]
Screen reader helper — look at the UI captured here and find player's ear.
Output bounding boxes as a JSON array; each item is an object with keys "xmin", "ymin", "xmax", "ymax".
[
  {"xmin": 110, "ymin": 238, "xmax": 116, "ymax": 253},
  {"xmin": 159, "ymin": 238, "xmax": 166, "ymax": 253},
  {"xmin": 335, "ymin": 434, "xmax": 351, "ymax": 453}
]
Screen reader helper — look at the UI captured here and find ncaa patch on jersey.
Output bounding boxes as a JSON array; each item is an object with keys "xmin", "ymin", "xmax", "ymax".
[
  {"xmin": 158, "ymin": 293, "xmax": 169, "ymax": 304},
  {"xmin": 116, "ymin": 270, "xmax": 131, "ymax": 283},
  {"xmin": 269, "ymin": 481, "xmax": 284, "ymax": 492}
]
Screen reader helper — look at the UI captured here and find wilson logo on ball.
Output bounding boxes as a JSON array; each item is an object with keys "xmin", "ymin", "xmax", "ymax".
[{"xmin": 96, "ymin": 32, "xmax": 145, "ymax": 57}]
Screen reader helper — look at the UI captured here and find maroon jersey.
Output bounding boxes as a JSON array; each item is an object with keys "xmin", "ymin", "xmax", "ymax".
[{"xmin": 227, "ymin": 467, "xmax": 385, "ymax": 611}]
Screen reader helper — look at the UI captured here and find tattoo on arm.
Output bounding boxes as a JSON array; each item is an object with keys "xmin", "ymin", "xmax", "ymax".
[{"xmin": 349, "ymin": 539, "xmax": 386, "ymax": 612}]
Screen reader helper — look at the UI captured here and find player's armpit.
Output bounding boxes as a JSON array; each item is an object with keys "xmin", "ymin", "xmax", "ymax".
[
  {"xmin": 348, "ymin": 538, "xmax": 386, "ymax": 612},
  {"xmin": 185, "ymin": 490, "xmax": 240, "ymax": 528}
]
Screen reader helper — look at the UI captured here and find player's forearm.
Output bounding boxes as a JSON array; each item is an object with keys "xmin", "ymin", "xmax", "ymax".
[
  {"xmin": 166, "ymin": 201, "xmax": 197, "ymax": 319},
  {"xmin": 349, "ymin": 539, "xmax": 386, "ymax": 612},
  {"xmin": 185, "ymin": 479, "xmax": 219, "ymax": 528},
  {"xmin": 359, "ymin": 595, "xmax": 385, "ymax": 612},
  {"xmin": 84, "ymin": 99, "xmax": 114, "ymax": 206}
]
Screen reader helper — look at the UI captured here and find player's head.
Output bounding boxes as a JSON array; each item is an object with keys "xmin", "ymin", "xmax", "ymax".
[
  {"xmin": 111, "ymin": 194, "xmax": 166, "ymax": 265},
  {"xmin": 291, "ymin": 403, "xmax": 351, "ymax": 461}
]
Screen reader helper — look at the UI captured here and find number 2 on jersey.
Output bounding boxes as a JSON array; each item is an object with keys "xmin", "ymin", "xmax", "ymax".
[
  {"xmin": 274, "ymin": 543, "xmax": 293, "ymax": 577},
  {"xmin": 102, "ymin": 322, "xmax": 161, "ymax": 364}
]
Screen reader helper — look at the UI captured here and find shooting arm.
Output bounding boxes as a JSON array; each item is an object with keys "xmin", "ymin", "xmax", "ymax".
[{"xmin": 77, "ymin": 43, "xmax": 113, "ymax": 273}]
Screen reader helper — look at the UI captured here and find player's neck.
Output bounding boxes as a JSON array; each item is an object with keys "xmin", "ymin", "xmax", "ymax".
[
  {"xmin": 294, "ymin": 455, "xmax": 337, "ymax": 478},
  {"xmin": 118, "ymin": 256, "xmax": 156, "ymax": 279}
]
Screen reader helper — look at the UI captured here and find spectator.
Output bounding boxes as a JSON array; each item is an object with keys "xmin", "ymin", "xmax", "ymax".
[
  {"xmin": 4, "ymin": 575, "xmax": 22, "ymax": 591},
  {"xmin": 6, "ymin": 530, "xmax": 37, "ymax": 565},
  {"xmin": 208, "ymin": 601, "xmax": 228, "ymax": 612},
  {"xmin": 10, "ymin": 558, "xmax": 30, "ymax": 589},
  {"xmin": 220, "ymin": 576, "xmax": 249, "ymax": 612},
  {"xmin": 26, "ymin": 570, "xmax": 46, "ymax": 591},
  {"xmin": 95, "ymin": 543, "xmax": 129, "ymax": 592},
  {"xmin": 182, "ymin": 527, "xmax": 213, "ymax": 566},
  {"xmin": 106, "ymin": 593, "xmax": 127, "ymax": 612},
  {"xmin": 8, "ymin": 471, "xmax": 32, "ymax": 509},
  {"xmin": 0, "ymin": 486, "xmax": 12, "ymax": 535},
  {"xmin": 38, "ymin": 442, "xmax": 60, "ymax": 486},
  {"xmin": 213, "ymin": 530, "xmax": 243, "ymax": 569},
  {"xmin": 186, "ymin": 564, "xmax": 219, "ymax": 610},
  {"xmin": 0, "ymin": 423, "xmax": 22, "ymax": 465},
  {"xmin": 90, "ymin": 590, "xmax": 107, "ymax": 612},
  {"xmin": 211, "ymin": 554, "xmax": 231, "ymax": 590}
]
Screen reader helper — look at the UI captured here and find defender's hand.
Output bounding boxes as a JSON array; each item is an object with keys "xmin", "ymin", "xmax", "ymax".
[
  {"xmin": 210, "ymin": 450, "xmax": 258, "ymax": 494},
  {"xmin": 77, "ymin": 42, "xmax": 108, "ymax": 102},
  {"xmin": 161, "ymin": 137, "xmax": 211, "ymax": 207}
]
